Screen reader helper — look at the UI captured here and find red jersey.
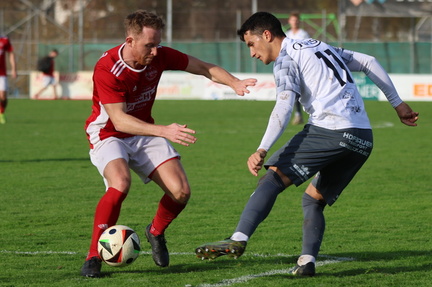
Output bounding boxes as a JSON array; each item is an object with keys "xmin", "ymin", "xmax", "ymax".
[
  {"xmin": 85, "ymin": 43, "xmax": 189, "ymax": 148},
  {"xmin": 0, "ymin": 36, "xmax": 13, "ymax": 76}
]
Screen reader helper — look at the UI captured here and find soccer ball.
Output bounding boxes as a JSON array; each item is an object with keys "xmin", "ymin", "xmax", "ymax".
[{"xmin": 98, "ymin": 225, "xmax": 141, "ymax": 267}]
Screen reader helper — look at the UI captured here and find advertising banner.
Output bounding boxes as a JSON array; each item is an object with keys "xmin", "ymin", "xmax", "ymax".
[
  {"xmin": 30, "ymin": 71, "xmax": 432, "ymax": 101},
  {"xmin": 30, "ymin": 71, "xmax": 93, "ymax": 100}
]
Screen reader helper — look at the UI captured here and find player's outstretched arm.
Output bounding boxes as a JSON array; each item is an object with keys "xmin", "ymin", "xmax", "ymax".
[
  {"xmin": 185, "ymin": 55, "xmax": 257, "ymax": 96},
  {"xmin": 395, "ymin": 102, "xmax": 419, "ymax": 127}
]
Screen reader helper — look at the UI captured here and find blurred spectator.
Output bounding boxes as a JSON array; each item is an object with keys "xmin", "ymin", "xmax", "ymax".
[
  {"xmin": 286, "ymin": 13, "xmax": 310, "ymax": 125},
  {"xmin": 35, "ymin": 49, "xmax": 59, "ymax": 99},
  {"xmin": 286, "ymin": 13, "xmax": 310, "ymax": 40},
  {"xmin": 0, "ymin": 35, "xmax": 17, "ymax": 124}
]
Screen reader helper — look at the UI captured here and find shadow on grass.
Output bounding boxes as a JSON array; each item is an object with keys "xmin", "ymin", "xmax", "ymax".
[
  {"xmin": 144, "ymin": 250, "xmax": 432, "ymax": 276},
  {"xmin": 97, "ymin": 249, "xmax": 432, "ymax": 279},
  {"xmin": 325, "ymin": 250, "xmax": 432, "ymax": 277},
  {"xmin": 101, "ymin": 259, "xmax": 244, "ymax": 277}
]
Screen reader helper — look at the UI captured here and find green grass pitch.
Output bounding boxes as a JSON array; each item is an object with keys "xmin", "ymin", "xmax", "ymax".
[{"xmin": 0, "ymin": 99, "xmax": 431, "ymax": 286}]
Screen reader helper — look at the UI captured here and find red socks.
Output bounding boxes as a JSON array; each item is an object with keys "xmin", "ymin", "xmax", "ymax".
[
  {"xmin": 86, "ymin": 187, "xmax": 127, "ymax": 260},
  {"xmin": 86, "ymin": 191, "xmax": 185, "ymax": 260},
  {"xmin": 0, "ymin": 99, "xmax": 7, "ymax": 113},
  {"xmin": 150, "ymin": 194, "xmax": 186, "ymax": 236}
]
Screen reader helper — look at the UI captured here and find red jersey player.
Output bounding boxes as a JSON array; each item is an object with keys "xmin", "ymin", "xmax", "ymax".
[
  {"xmin": 0, "ymin": 35, "xmax": 17, "ymax": 124},
  {"xmin": 81, "ymin": 10, "xmax": 256, "ymax": 278}
]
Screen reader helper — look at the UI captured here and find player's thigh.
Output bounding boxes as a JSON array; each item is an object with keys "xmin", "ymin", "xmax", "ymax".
[
  {"xmin": 265, "ymin": 125, "xmax": 336, "ymax": 186},
  {"xmin": 151, "ymin": 159, "xmax": 190, "ymax": 203},
  {"xmin": 90, "ymin": 137, "xmax": 132, "ymax": 191},
  {"xmin": 129, "ymin": 136, "xmax": 180, "ymax": 184},
  {"xmin": 312, "ymin": 151, "xmax": 370, "ymax": 205},
  {"xmin": 0, "ymin": 77, "xmax": 7, "ymax": 99},
  {"xmin": 103, "ymin": 158, "xmax": 131, "ymax": 192}
]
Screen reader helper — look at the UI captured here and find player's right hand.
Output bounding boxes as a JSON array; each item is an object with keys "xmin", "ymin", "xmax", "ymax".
[
  {"xmin": 233, "ymin": 78, "xmax": 257, "ymax": 96},
  {"xmin": 247, "ymin": 149, "xmax": 267, "ymax": 176}
]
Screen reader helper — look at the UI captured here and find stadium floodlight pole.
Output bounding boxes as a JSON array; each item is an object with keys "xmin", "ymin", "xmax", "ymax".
[
  {"xmin": 236, "ymin": 10, "xmax": 241, "ymax": 73},
  {"xmin": 78, "ymin": 0, "xmax": 84, "ymax": 71},
  {"xmin": 166, "ymin": 0, "xmax": 172, "ymax": 47},
  {"xmin": 251, "ymin": 0, "xmax": 257, "ymax": 14},
  {"xmin": 338, "ymin": 0, "xmax": 344, "ymax": 46}
]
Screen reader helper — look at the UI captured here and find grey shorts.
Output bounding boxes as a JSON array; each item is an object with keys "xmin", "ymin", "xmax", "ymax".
[{"xmin": 265, "ymin": 125, "xmax": 373, "ymax": 205}]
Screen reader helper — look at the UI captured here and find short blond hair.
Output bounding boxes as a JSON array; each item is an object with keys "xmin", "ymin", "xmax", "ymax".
[{"xmin": 124, "ymin": 10, "xmax": 165, "ymax": 37}]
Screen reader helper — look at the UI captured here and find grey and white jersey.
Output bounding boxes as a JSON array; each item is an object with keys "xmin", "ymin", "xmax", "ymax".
[
  {"xmin": 257, "ymin": 38, "xmax": 401, "ymax": 152},
  {"xmin": 277, "ymin": 38, "xmax": 370, "ymax": 130}
]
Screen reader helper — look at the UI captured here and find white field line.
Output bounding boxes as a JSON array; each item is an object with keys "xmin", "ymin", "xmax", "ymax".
[
  {"xmin": 0, "ymin": 250, "xmax": 353, "ymax": 262},
  {"xmin": 193, "ymin": 255, "xmax": 354, "ymax": 287},
  {"xmin": 0, "ymin": 250, "xmax": 186, "ymax": 256},
  {"xmin": 0, "ymin": 250, "xmax": 79, "ymax": 255},
  {"xmin": 1, "ymin": 249, "xmax": 354, "ymax": 287},
  {"xmin": 372, "ymin": 121, "xmax": 394, "ymax": 128}
]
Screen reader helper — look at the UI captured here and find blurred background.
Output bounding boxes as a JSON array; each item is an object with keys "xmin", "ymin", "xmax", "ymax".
[{"xmin": 1, "ymin": 0, "xmax": 431, "ymax": 97}]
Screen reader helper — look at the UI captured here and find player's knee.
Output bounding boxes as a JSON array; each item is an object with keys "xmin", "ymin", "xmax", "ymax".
[
  {"xmin": 302, "ymin": 192, "xmax": 326, "ymax": 210},
  {"xmin": 170, "ymin": 185, "xmax": 191, "ymax": 204},
  {"xmin": 258, "ymin": 169, "xmax": 286, "ymax": 190},
  {"xmin": 110, "ymin": 176, "xmax": 131, "ymax": 194}
]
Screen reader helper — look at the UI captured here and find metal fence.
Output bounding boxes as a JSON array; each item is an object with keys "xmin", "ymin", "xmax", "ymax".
[{"xmin": 2, "ymin": 1, "xmax": 431, "ymax": 98}]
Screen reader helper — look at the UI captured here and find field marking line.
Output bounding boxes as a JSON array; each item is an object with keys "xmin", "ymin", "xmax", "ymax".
[
  {"xmin": 0, "ymin": 250, "xmax": 353, "ymax": 262},
  {"xmin": 0, "ymin": 250, "xmax": 188, "ymax": 255},
  {"xmin": 0, "ymin": 250, "xmax": 188, "ymax": 256},
  {"xmin": 192, "ymin": 255, "xmax": 354, "ymax": 287},
  {"xmin": 372, "ymin": 121, "xmax": 394, "ymax": 128},
  {"xmin": 1, "ymin": 249, "xmax": 354, "ymax": 286},
  {"xmin": 0, "ymin": 250, "xmax": 79, "ymax": 255}
]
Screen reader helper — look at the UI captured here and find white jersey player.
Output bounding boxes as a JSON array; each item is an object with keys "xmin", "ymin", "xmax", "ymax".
[
  {"xmin": 195, "ymin": 12, "xmax": 418, "ymax": 277},
  {"xmin": 257, "ymin": 37, "xmax": 403, "ymax": 151}
]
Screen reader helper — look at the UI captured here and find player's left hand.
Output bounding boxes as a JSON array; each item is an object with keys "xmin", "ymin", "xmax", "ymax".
[{"xmin": 395, "ymin": 102, "xmax": 419, "ymax": 126}]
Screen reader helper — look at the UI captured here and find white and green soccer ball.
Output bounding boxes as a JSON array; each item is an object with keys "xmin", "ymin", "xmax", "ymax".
[{"xmin": 98, "ymin": 225, "xmax": 141, "ymax": 267}]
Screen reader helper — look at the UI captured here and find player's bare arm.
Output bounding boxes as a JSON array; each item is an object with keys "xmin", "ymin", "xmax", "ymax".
[
  {"xmin": 104, "ymin": 102, "xmax": 197, "ymax": 146},
  {"xmin": 8, "ymin": 51, "xmax": 17, "ymax": 79},
  {"xmin": 247, "ymin": 149, "xmax": 267, "ymax": 176},
  {"xmin": 395, "ymin": 102, "xmax": 419, "ymax": 126},
  {"xmin": 185, "ymin": 55, "xmax": 257, "ymax": 96}
]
